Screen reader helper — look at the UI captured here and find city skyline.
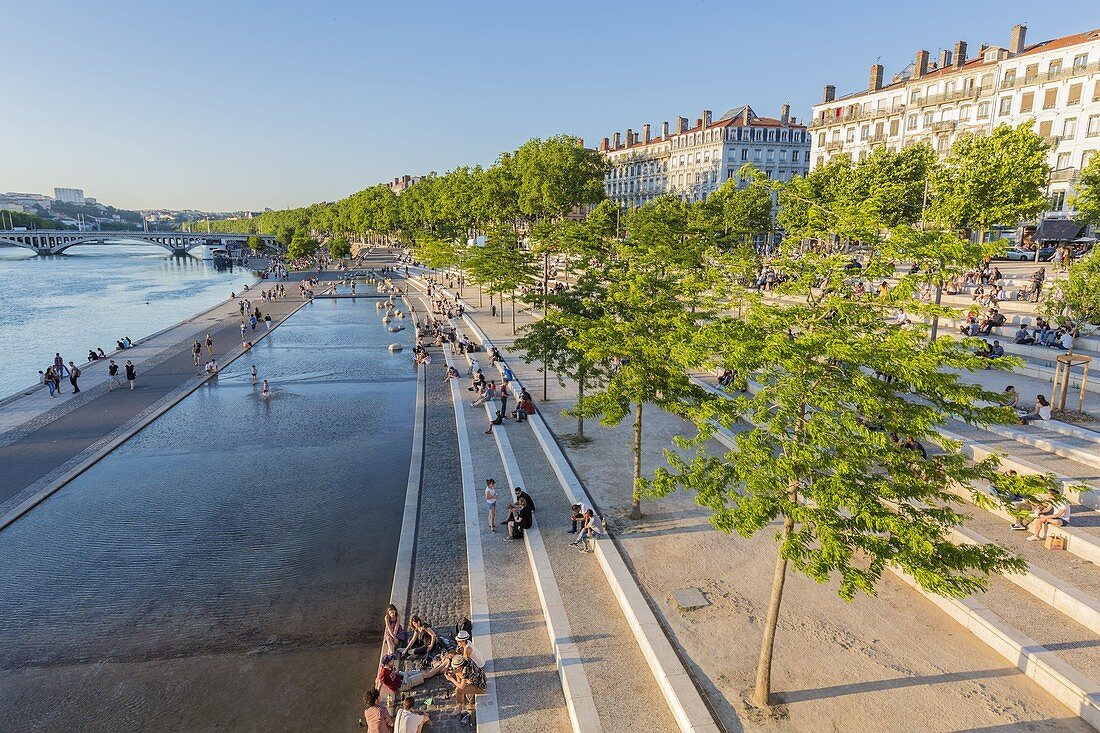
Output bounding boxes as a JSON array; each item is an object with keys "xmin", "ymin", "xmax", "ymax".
[{"xmin": 4, "ymin": 1, "xmax": 1095, "ymax": 211}]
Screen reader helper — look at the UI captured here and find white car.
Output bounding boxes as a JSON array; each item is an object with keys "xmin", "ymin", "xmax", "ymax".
[{"xmin": 1000, "ymin": 248, "xmax": 1034, "ymax": 261}]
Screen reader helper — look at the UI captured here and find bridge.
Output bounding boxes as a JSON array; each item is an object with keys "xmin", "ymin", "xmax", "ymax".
[{"xmin": 0, "ymin": 230, "xmax": 279, "ymax": 256}]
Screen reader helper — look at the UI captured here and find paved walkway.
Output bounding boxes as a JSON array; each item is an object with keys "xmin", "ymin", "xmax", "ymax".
[{"xmin": 419, "ymin": 275, "xmax": 1091, "ymax": 733}]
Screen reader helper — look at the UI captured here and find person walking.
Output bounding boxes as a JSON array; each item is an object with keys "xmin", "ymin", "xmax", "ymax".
[
  {"xmin": 108, "ymin": 360, "xmax": 121, "ymax": 391},
  {"xmin": 205, "ymin": 332, "xmax": 214, "ymax": 355},
  {"xmin": 67, "ymin": 361, "xmax": 81, "ymax": 393},
  {"xmin": 124, "ymin": 360, "xmax": 136, "ymax": 390},
  {"xmin": 240, "ymin": 321, "xmax": 247, "ymax": 343},
  {"xmin": 192, "ymin": 339, "xmax": 202, "ymax": 367},
  {"xmin": 250, "ymin": 364, "xmax": 258, "ymax": 385},
  {"xmin": 45, "ymin": 366, "xmax": 58, "ymax": 398}
]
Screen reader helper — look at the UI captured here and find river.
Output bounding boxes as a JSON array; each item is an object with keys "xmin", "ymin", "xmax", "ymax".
[
  {"xmin": 0, "ymin": 244, "xmax": 258, "ymax": 398},
  {"xmin": 0, "ymin": 296, "xmax": 417, "ymax": 731}
]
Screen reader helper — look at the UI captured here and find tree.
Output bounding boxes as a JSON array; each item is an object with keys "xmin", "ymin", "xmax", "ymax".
[
  {"xmin": 650, "ymin": 200, "xmax": 1050, "ymax": 711},
  {"xmin": 570, "ymin": 196, "xmax": 725, "ymax": 519},
  {"xmin": 287, "ymin": 234, "xmax": 319, "ymax": 261},
  {"xmin": 1070, "ymin": 153, "xmax": 1100, "ymax": 226},
  {"xmin": 328, "ymin": 235, "xmax": 352, "ymax": 259},
  {"xmin": 464, "ymin": 227, "xmax": 536, "ymax": 332},
  {"xmin": 929, "ymin": 123, "xmax": 1051, "ymax": 245},
  {"xmin": 706, "ymin": 164, "xmax": 774, "ymax": 247},
  {"xmin": 246, "ymin": 235, "xmax": 264, "ymax": 253},
  {"xmin": 1043, "ymin": 249, "xmax": 1100, "ymax": 346}
]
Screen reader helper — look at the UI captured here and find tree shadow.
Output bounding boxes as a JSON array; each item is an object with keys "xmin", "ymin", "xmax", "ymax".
[{"xmin": 776, "ymin": 667, "xmax": 1020, "ymax": 704}]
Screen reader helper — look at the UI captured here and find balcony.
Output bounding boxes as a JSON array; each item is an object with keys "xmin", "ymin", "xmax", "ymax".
[
  {"xmin": 1042, "ymin": 135, "xmax": 1063, "ymax": 147},
  {"xmin": 866, "ymin": 133, "xmax": 888, "ymax": 145},
  {"xmin": 824, "ymin": 140, "xmax": 846, "ymax": 152},
  {"xmin": 1000, "ymin": 61, "xmax": 1100, "ymax": 89},
  {"xmin": 809, "ymin": 105, "xmax": 905, "ymax": 129},
  {"xmin": 915, "ymin": 86, "xmax": 991, "ymax": 108},
  {"xmin": 931, "ymin": 120, "xmax": 958, "ymax": 133},
  {"xmin": 1050, "ymin": 167, "xmax": 1078, "ymax": 183}
]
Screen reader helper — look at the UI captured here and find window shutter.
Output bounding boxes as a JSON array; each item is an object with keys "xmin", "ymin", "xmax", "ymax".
[
  {"xmin": 1038, "ymin": 120, "xmax": 1053, "ymax": 138},
  {"xmin": 1020, "ymin": 92, "xmax": 1034, "ymax": 113},
  {"xmin": 1068, "ymin": 83, "xmax": 1082, "ymax": 105},
  {"xmin": 1044, "ymin": 88, "xmax": 1058, "ymax": 109}
]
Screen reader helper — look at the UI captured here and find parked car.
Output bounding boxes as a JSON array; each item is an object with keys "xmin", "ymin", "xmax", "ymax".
[{"xmin": 999, "ymin": 248, "xmax": 1034, "ymax": 260}]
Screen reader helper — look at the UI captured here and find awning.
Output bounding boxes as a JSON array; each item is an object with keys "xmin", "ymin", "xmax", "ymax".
[{"xmin": 1035, "ymin": 219, "xmax": 1084, "ymax": 242}]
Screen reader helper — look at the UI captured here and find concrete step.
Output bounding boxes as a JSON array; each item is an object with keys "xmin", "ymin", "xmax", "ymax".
[{"xmin": 984, "ymin": 423, "xmax": 1100, "ymax": 472}]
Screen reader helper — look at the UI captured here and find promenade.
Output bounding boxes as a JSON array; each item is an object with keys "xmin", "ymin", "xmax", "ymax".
[{"xmin": 412, "ymin": 270, "xmax": 1098, "ymax": 732}]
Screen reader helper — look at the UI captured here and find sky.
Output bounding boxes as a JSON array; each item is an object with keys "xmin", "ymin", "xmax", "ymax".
[{"xmin": 3, "ymin": 1, "xmax": 1097, "ymax": 212}]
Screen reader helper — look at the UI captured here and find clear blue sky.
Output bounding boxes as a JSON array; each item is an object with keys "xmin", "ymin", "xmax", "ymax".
[{"xmin": 5, "ymin": 1, "xmax": 1096, "ymax": 212}]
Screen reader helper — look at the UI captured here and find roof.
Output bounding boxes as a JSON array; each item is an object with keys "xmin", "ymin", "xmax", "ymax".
[
  {"xmin": 603, "ymin": 103, "xmax": 805, "ymax": 151},
  {"xmin": 1035, "ymin": 219, "xmax": 1084, "ymax": 242},
  {"xmin": 826, "ymin": 27, "xmax": 1100, "ymax": 105}
]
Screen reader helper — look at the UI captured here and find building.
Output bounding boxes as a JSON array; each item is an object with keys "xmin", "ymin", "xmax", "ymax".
[
  {"xmin": 53, "ymin": 187, "xmax": 86, "ymax": 204},
  {"xmin": 388, "ymin": 175, "xmax": 420, "ymax": 194},
  {"xmin": 600, "ymin": 104, "xmax": 811, "ymax": 208},
  {"xmin": 810, "ymin": 24, "xmax": 1100, "ymax": 227}
]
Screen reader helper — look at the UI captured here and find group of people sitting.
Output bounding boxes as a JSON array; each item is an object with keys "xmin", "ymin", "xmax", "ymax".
[
  {"xmin": 997, "ymin": 475, "xmax": 1072, "ymax": 543},
  {"xmin": 86, "ymin": 347, "xmax": 108, "ymax": 361},
  {"xmin": 367, "ymin": 605, "xmax": 488, "ymax": 730},
  {"xmin": 1012, "ymin": 317, "xmax": 1075, "ymax": 350}
]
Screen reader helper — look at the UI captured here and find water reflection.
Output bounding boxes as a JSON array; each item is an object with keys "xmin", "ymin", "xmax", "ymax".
[{"xmin": 0, "ymin": 298, "xmax": 416, "ymax": 731}]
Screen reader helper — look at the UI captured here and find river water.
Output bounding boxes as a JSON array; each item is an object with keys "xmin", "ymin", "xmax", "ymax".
[
  {"xmin": 0, "ymin": 244, "xmax": 258, "ymax": 398},
  {"xmin": 0, "ymin": 296, "xmax": 417, "ymax": 731}
]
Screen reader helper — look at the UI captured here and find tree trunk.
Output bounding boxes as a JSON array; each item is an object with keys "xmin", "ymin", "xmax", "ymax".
[
  {"xmin": 631, "ymin": 402, "xmax": 643, "ymax": 520},
  {"xmin": 511, "ymin": 292, "xmax": 516, "ymax": 334},
  {"xmin": 754, "ymin": 512, "xmax": 794, "ymax": 708},
  {"xmin": 576, "ymin": 368, "xmax": 585, "ymax": 439}
]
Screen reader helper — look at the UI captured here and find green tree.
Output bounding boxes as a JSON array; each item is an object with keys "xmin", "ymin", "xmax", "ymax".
[
  {"xmin": 706, "ymin": 163, "xmax": 774, "ymax": 247},
  {"xmin": 929, "ymin": 123, "xmax": 1051, "ymax": 245},
  {"xmin": 1070, "ymin": 153, "xmax": 1100, "ymax": 225},
  {"xmin": 570, "ymin": 196, "xmax": 724, "ymax": 519},
  {"xmin": 1043, "ymin": 249, "xmax": 1100, "ymax": 347},
  {"xmin": 246, "ymin": 234, "xmax": 264, "ymax": 253},
  {"xmin": 328, "ymin": 235, "xmax": 352, "ymax": 259},
  {"xmin": 464, "ymin": 226, "xmax": 537, "ymax": 332},
  {"xmin": 651, "ymin": 212, "xmax": 1049, "ymax": 710},
  {"xmin": 287, "ymin": 234, "xmax": 319, "ymax": 261}
]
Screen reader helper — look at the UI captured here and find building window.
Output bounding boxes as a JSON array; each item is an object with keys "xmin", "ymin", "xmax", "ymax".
[
  {"xmin": 1050, "ymin": 190, "xmax": 1065, "ymax": 211},
  {"xmin": 741, "ymin": 148, "xmax": 749, "ymax": 160},
  {"xmin": 753, "ymin": 149, "xmax": 762, "ymax": 160},
  {"xmin": 780, "ymin": 130, "xmax": 789, "ymax": 141},
  {"xmin": 767, "ymin": 150, "xmax": 775, "ymax": 161},
  {"xmin": 959, "ymin": 105, "xmax": 972, "ymax": 121},
  {"xmin": 1094, "ymin": 81, "xmax": 1100, "ymax": 102},
  {"xmin": 861, "ymin": 125, "xmax": 870, "ymax": 140},
  {"xmin": 793, "ymin": 131, "xmax": 802, "ymax": 142},
  {"xmin": 1068, "ymin": 83, "xmax": 1083, "ymax": 105},
  {"xmin": 847, "ymin": 127, "xmax": 856, "ymax": 142},
  {"xmin": 1049, "ymin": 59, "xmax": 1063, "ymax": 77},
  {"xmin": 1074, "ymin": 53, "xmax": 1089, "ymax": 70},
  {"xmin": 923, "ymin": 112, "xmax": 934, "ymax": 126},
  {"xmin": 977, "ymin": 103, "xmax": 990, "ymax": 119},
  {"xmin": 1087, "ymin": 115, "xmax": 1100, "ymax": 137},
  {"xmin": 1020, "ymin": 92, "xmax": 1034, "ymax": 113},
  {"xmin": 755, "ymin": 129, "xmax": 764, "ymax": 141},
  {"xmin": 910, "ymin": 89, "xmax": 921, "ymax": 103},
  {"xmin": 780, "ymin": 150, "xmax": 788, "ymax": 161},
  {"xmin": 1003, "ymin": 69, "xmax": 1017, "ymax": 85},
  {"xmin": 907, "ymin": 114, "xmax": 917, "ymax": 130},
  {"xmin": 1039, "ymin": 120, "xmax": 1053, "ymax": 138},
  {"xmin": 1043, "ymin": 88, "xmax": 1058, "ymax": 109},
  {"xmin": 768, "ymin": 130, "xmax": 776, "ymax": 141},
  {"xmin": 1056, "ymin": 152, "xmax": 1071, "ymax": 170},
  {"xmin": 1064, "ymin": 118, "xmax": 1078, "ymax": 138},
  {"xmin": 889, "ymin": 119, "xmax": 899, "ymax": 136},
  {"xmin": 1083, "ymin": 150, "xmax": 1096, "ymax": 168},
  {"xmin": 817, "ymin": 132, "xmax": 825, "ymax": 146},
  {"xmin": 998, "ymin": 96, "xmax": 1012, "ymax": 116},
  {"xmin": 1025, "ymin": 63, "xmax": 1039, "ymax": 82}
]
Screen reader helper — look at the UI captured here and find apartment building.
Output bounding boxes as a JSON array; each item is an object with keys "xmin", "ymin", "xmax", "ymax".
[
  {"xmin": 600, "ymin": 104, "xmax": 810, "ymax": 208},
  {"xmin": 810, "ymin": 24, "xmax": 1100, "ymax": 226}
]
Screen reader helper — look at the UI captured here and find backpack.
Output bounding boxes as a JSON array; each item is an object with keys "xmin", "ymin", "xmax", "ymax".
[
  {"xmin": 456, "ymin": 617, "xmax": 472, "ymax": 637},
  {"xmin": 72, "ymin": 367, "xmax": 81, "ymax": 378}
]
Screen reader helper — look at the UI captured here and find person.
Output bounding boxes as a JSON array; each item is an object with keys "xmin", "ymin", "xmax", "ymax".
[
  {"xmin": 988, "ymin": 340, "xmax": 1005, "ymax": 359},
  {"xmin": 1055, "ymin": 330, "xmax": 1074, "ymax": 351},
  {"xmin": 900, "ymin": 435, "xmax": 928, "ymax": 460},
  {"xmin": 1002, "ymin": 385, "xmax": 1020, "ymax": 409},
  {"xmin": 503, "ymin": 496, "xmax": 533, "ymax": 540},
  {"xmin": 1026, "ymin": 489, "xmax": 1071, "ymax": 542},
  {"xmin": 382, "ymin": 604, "xmax": 404, "ymax": 656},
  {"xmin": 117, "ymin": 339, "xmax": 126, "ymax": 351},
  {"xmin": 250, "ymin": 364, "xmax": 258, "ymax": 385},
  {"xmin": 401, "ymin": 615, "xmax": 438, "ymax": 657},
  {"xmin": 262, "ymin": 379, "xmax": 270, "ymax": 397},
  {"xmin": 124, "ymin": 360, "xmax": 136, "ymax": 390},
  {"xmin": 514, "ymin": 486, "xmax": 535, "ymax": 512},
  {"xmin": 1020, "ymin": 394, "xmax": 1051, "ymax": 423},
  {"xmin": 1014, "ymin": 325, "xmax": 1035, "ymax": 345},
  {"xmin": 498, "ymin": 379, "xmax": 511, "ymax": 422},
  {"xmin": 1030, "ymin": 268, "xmax": 1046, "ymax": 302},
  {"xmin": 394, "ymin": 696, "xmax": 429, "ymax": 733},
  {"xmin": 978, "ymin": 309, "xmax": 1005, "ymax": 335},
  {"xmin": 123, "ymin": 337, "xmax": 132, "ymax": 348},
  {"xmin": 485, "ymin": 478, "xmax": 498, "ymax": 533},
  {"xmin": 362, "ymin": 688, "xmax": 394, "ymax": 733},
  {"xmin": 108, "ymin": 360, "xmax": 121, "ymax": 391},
  {"xmin": 472, "ymin": 380, "xmax": 496, "ymax": 408},
  {"xmin": 568, "ymin": 502, "xmax": 592, "ymax": 534},
  {"xmin": 455, "ymin": 629, "xmax": 486, "ymax": 668},
  {"xmin": 88, "ymin": 350, "xmax": 98, "ymax": 362},
  {"xmin": 205, "ymin": 332, "xmax": 214, "ymax": 355},
  {"xmin": 240, "ymin": 321, "xmax": 247, "ymax": 342},
  {"xmin": 515, "ymin": 388, "xmax": 534, "ymax": 422},
  {"xmin": 67, "ymin": 361, "xmax": 81, "ymax": 394},
  {"xmin": 445, "ymin": 654, "xmax": 486, "ymax": 718},
  {"xmin": 485, "ymin": 409, "xmax": 504, "ymax": 434},
  {"xmin": 444, "ymin": 365, "xmax": 460, "ymax": 382},
  {"xmin": 264, "ymin": 314, "xmax": 272, "ymax": 330},
  {"xmin": 44, "ymin": 367, "xmax": 58, "ymax": 398},
  {"xmin": 97, "ymin": 347, "xmax": 106, "ymax": 358},
  {"xmin": 576, "ymin": 508, "xmax": 604, "ymax": 553}
]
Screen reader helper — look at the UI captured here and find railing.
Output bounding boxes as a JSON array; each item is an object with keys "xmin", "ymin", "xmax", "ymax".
[
  {"xmin": 1042, "ymin": 135, "xmax": 1063, "ymax": 147},
  {"xmin": 865, "ymin": 133, "xmax": 888, "ymax": 144},
  {"xmin": 809, "ymin": 105, "xmax": 906, "ymax": 129},
  {"xmin": 915, "ymin": 86, "xmax": 993, "ymax": 108},
  {"xmin": 824, "ymin": 140, "xmax": 846, "ymax": 152},
  {"xmin": 1001, "ymin": 61, "xmax": 1100, "ymax": 89},
  {"xmin": 931, "ymin": 120, "xmax": 958, "ymax": 133},
  {"xmin": 1049, "ymin": 167, "xmax": 1078, "ymax": 183}
]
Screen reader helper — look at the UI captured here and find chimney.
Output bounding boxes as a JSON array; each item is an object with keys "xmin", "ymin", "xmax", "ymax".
[
  {"xmin": 662, "ymin": 121, "xmax": 670, "ymax": 138},
  {"xmin": 1010, "ymin": 24, "xmax": 1027, "ymax": 55},
  {"xmin": 913, "ymin": 50, "xmax": 929, "ymax": 79},
  {"xmin": 938, "ymin": 49, "xmax": 952, "ymax": 69},
  {"xmin": 643, "ymin": 123, "xmax": 651, "ymax": 143},
  {"xmin": 695, "ymin": 118, "xmax": 702, "ymax": 129},
  {"xmin": 869, "ymin": 64, "xmax": 884, "ymax": 91},
  {"xmin": 790, "ymin": 117, "xmax": 797, "ymax": 125},
  {"xmin": 979, "ymin": 44, "xmax": 988, "ymax": 57},
  {"xmin": 601, "ymin": 137, "xmax": 609, "ymax": 152},
  {"xmin": 613, "ymin": 132, "xmax": 621, "ymax": 149},
  {"xmin": 678, "ymin": 116, "xmax": 688, "ymax": 133},
  {"xmin": 823, "ymin": 84, "xmax": 836, "ymax": 103},
  {"xmin": 953, "ymin": 40, "xmax": 967, "ymax": 67},
  {"xmin": 741, "ymin": 107, "xmax": 751, "ymax": 124},
  {"xmin": 626, "ymin": 128, "xmax": 633, "ymax": 146},
  {"xmin": 703, "ymin": 109, "xmax": 712, "ymax": 127},
  {"xmin": 780, "ymin": 103, "xmax": 790, "ymax": 125}
]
